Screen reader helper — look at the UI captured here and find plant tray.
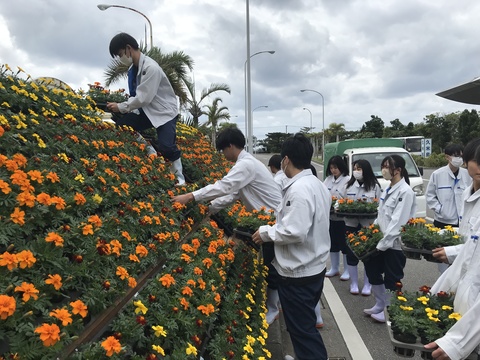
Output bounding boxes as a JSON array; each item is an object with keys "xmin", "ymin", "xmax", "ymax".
[
  {"xmin": 335, "ymin": 211, "xmax": 378, "ymax": 219},
  {"xmin": 209, "ymin": 213, "xmax": 234, "ymax": 237},
  {"xmin": 386, "ymin": 313, "xmax": 477, "ymax": 359},
  {"xmin": 401, "ymin": 245, "xmax": 443, "ymax": 263},
  {"xmin": 346, "ymin": 241, "xmax": 379, "ymax": 262},
  {"xmin": 233, "ymin": 229, "xmax": 260, "ymax": 251}
]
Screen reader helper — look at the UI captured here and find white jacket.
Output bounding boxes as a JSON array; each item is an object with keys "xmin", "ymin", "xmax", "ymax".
[
  {"xmin": 258, "ymin": 169, "xmax": 331, "ymax": 278},
  {"xmin": 375, "ymin": 178, "xmax": 416, "ymax": 251},
  {"xmin": 192, "ymin": 150, "xmax": 281, "ymax": 213},
  {"xmin": 323, "ymin": 174, "xmax": 349, "ymax": 221},
  {"xmin": 273, "ymin": 169, "xmax": 289, "ymax": 191},
  {"xmin": 342, "ymin": 180, "xmax": 382, "ymax": 228},
  {"xmin": 118, "ymin": 53, "xmax": 178, "ymax": 127},
  {"xmin": 430, "ymin": 188, "xmax": 480, "ymax": 359},
  {"xmin": 426, "ymin": 165, "xmax": 471, "ymax": 225}
]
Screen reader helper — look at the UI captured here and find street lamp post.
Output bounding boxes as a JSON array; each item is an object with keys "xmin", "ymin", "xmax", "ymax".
[
  {"xmin": 300, "ymin": 89, "xmax": 325, "ymax": 159},
  {"xmin": 303, "ymin": 107, "xmax": 313, "ymax": 133},
  {"xmin": 251, "ymin": 106, "xmax": 268, "ymax": 152},
  {"xmin": 97, "ymin": 4, "xmax": 153, "ymax": 50},
  {"xmin": 243, "ymin": 51, "xmax": 275, "ymax": 152}
]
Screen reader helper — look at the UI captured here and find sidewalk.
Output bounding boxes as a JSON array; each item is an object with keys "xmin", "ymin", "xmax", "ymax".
[{"xmin": 266, "ymin": 278, "xmax": 372, "ymax": 360}]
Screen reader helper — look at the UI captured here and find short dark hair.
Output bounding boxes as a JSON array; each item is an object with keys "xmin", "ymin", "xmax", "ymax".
[
  {"xmin": 215, "ymin": 127, "xmax": 245, "ymax": 151},
  {"xmin": 463, "ymin": 138, "xmax": 480, "ymax": 163},
  {"xmin": 326, "ymin": 155, "xmax": 349, "ymax": 176},
  {"xmin": 444, "ymin": 143, "xmax": 463, "ymax": 156},
  {"xmin": 280, "ymin": 133, "xmax": 312, "ymax": 169},
  {"xmin": 109, "ymin": 33, "xmax": 139, "ymax": 57},
  {"xmin": 268, "ymin": 154, "xmax": 282, "ymax": 169}
]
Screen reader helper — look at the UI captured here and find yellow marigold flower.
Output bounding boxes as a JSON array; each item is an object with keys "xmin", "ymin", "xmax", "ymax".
[
  {"xmin": 417, "ymin": 296, "xmax": 429, "ymax": 305},
  {"xmin": 74, "ymin": 174, "xmax": 85, "ymax": 183},
  {"xmin": 152, "ymin": 344, "xmax": 165, "ymax": 355},
  {"xmin": 134, "ymin": 300, "xmax": 148, "ymax": 315},
  {"xmin": 0, "ymin": 295, "xmax": 16, "ymax": 320},
  {"xmin": 34, "ymin": 323, "xmax": 60, "ymax": 347},
  {"xmin": 449, "ymin": 313, "xmax": 462, "ymax": 321},
  {"xmin": 400, "ymin": 305, "xmax": 413, "ymax": 311},
  {"xmin": 92, "ymin": 194, "xmax": 103, "ymax": 204},
  {"xmin": 101, "ymin": 336, "xmax": 122, "ymax": 357},
  {"xmin": 152, "ymin": 325, "xmax": 167, "ymax": 337},
  {"xmin": 442, "ymin": 305, "xmax": 453, "ymax": 311},
  {"xmin": 14, "ymin": 282, "xmax": 39, "ymax": 302},
  {"xmin": 186, "ymin": 343, "xmax": 198, "ymax": 356}
]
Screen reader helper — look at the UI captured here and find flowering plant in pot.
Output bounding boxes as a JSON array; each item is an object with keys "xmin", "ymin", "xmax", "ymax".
[
  {"xmin": 346, "ymin": 223, "xmax": 383, "ymax": 261},
  {"xmin": 335, "ymin": 198, "xmax": 378, "ymax": 214}
]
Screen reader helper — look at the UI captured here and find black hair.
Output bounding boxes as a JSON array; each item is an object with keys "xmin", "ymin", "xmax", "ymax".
[
  {"xmin": 215, "ymin": 127, "xmax": 245, "ymax": 151},
  {"xmin": 444, "ymin": 143, "xmax": 463, "ymax": 156},
  {"xmin": 463, "ymin": 138, "xmax": 480, "ymax": 164},
  {"xmin": 109, "ymin": 33, "xmax": 139, "ymax": 58},
  {"xmin": 280, "ymin": 133, "xmax": 312, "ymax": 170},
  {"xmin": 381, "ymin": 155, "xmax": 410, "ymax": 185},
  {"xmin": 310, "ymin": 164, "xmax": 318, "ymax": 177},
  {"xmin": 326, "ymin": 155, "xmax": 349, "ymax": 177},
  {"xmin": 346, "ymin": 159, "xmax": 380, "ymax": 191},
  {"xmin": 268, "ymin": 154, "xmax": 282, "ymax": 169}
]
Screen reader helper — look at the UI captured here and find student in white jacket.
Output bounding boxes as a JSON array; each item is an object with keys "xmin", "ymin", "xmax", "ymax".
[
  {"xmin": 253, "ymin": 133, "xmax": 331, "ymax": 360},
  {"xmin": 106, "ymin": 33, "xmax": 185, "ymax": 185},
  {"xmin": 425, "ymin": 138, "xmax": 480, "ymax": 360},
  {"xmin": 363, "ymin": 155, "xmax": 416, "ymax": 323},
  {"xmin": 172, "ymin": 127, "xmax": 282, "ymax": 325}
]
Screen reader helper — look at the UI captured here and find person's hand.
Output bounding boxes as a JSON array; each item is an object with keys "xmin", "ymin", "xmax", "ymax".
[
  {"xmin": 432, "ymin": 248, "xmax": 448, "ymax": 263},
  {"xmin": 252, "ymin": 230, "xmax": 263, "ymax": 246},
  {"xmin": 424, "ymin": 342, "xmax": 450, "ymax": 359},
  {"xmin": 106, "ymin": 102, "xmax": 119, "ymax": 113},
  {"xmin": 171, "ymin": 193, "xmax": 194, "ymax": 205}
]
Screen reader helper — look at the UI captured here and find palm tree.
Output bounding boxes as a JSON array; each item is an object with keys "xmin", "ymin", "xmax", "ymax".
[
  {"xmin": 202, "ymin": 97, "xmax": 230, "ymax": 148},
  {"xmin": 103, "ymin": 45, "xmax": 194, "ymax": 105},
  {"xmin": 328, "ymin": 122, "xmax": 346, "ymax": 142},
  {"xmin": 184, "ymin": 79, "xmax": 230, "ymax": 127}
]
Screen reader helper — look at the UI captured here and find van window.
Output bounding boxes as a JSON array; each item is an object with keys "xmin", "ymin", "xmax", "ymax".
[{"xmin": 352, "ymin": 153, "xmax": 420, "ymax": 178}]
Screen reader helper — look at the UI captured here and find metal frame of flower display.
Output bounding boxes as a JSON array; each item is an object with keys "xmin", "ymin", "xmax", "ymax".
[{"xmin": 0, "ymin": 64, "xmax": 270, "ymax": 359}]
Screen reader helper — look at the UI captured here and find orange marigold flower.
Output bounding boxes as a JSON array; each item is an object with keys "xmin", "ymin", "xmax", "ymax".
[
  {"xmin": 116, "ymin": 266, "xmax": 129, "ymax": 280},
  {"xmin": 16, "ymin": 250, "xmax": 36, "ymax": 269},
  {"xmin": 16, "ymin": 191, "xmax": 36, "ymax": 207},
  {"xmin": 45, "ymin": 232, "xmax": 64, "ymax": 247},
  {"xmin": 197, "ymin": 304, "xmax": 215, "ymax": 316},
  {"xmin": 181, "ymin": 253, "xmax": 192, "ymax": 263},
  {"xmin": 14, "ymin": 282, "xmax": 39, "ymax": 302},
  {"xmin": 36, "ymin": 192, "xmax": 52, "ymax": 205},
  {"xmin": 214, "ymin": 293, "xmax": 221, "ymax": 304},
  {"xmin": 0, "ymin": 295, "xmax": 16, "ymax": 319},
  {"xmin": 27, "ymin": 170, "xmax": 43, "ymax": 183},
  {"xmin": 0, "ymin": 179, "xmax": 11, "ymax": 194},
  {"xmin": 12, "ymin": 153, "xmax": 27, "ymax": 167},
  {"xmin": 45, "ymin": 274, "xmax": 62, "ymax": 290},
  {"xmin": 0, "ymin": 251, "xmax": 18, "ymax": 271},
  {"xmin": 136, "ymin": 244, "xmax": 148, "ymax": 258},
  {"xmin": 202, "ymin": 258, "xmax": 213, "ymax": 269},
  {"xmin": 193, "ymin": 267, "xmax": 203, "ymax": 275},
  {"xmin": 128, "ymin": 276, "xmax": 137, "ymax": 288},
  {"xmin": 191, "ymin": 238, "xmax": 200, "ymax": 249},
  {"xmin": 122, "ymin": 231, "xmax": 132, "ymax": 241},
  {"xmin": 74, "ymin": 193, "xmax": 87, "ymax": 205},
  {"xmin": 159, "ymin": 274, "xmax": 175, "ymax": 288},
  {"xmin": 82, "ymin": 224, "xmax": 94, "ymax": 235},
  {"xmin": 198, "ymin": 278, "xmax": 206, "ymax": 290},
  {"xmin": 34, "ymin": 323, "xmax": 60, "ymax": 347},
  {"xmin": 50, "ymin": 308, "xmax": 72, "ymax": 326},
  {"xmin": 46, "ymin": 172, "xmax": 60, "ymax": 183},
  {"xmin": 187, "ymin": 279, "xmax": 196, "ymax": 287},
  {"xmin": 88, "ymin": 214, "xmax": 102, "ymax": 227},
  {"xmin": 129, "ymin": 254, "xmax": 140, "ymax": 263},
  {"xmin": 10, "ymin": 169, "xmax": 28, "ymax": 186},
  {"xmin": 10, "ymin": 207, "xmax": 25, "ymax": 225},
  {"xmin": 70, "ymin": 300, "xmax": 88, "ymax": 318},
  {"xmin": 182, "ymin": 286, "xmax": 193, "ymax": 297},
  {"xmin": 101, "ymin": 336, "xmax": 122, "ymax": 357},
  {"xmin": 51, "ymin": 196, "xmax": 66, "ymax": 210},
  {"xmin": 180, "ymin": 297, "xmax": 189, "ymax": 310}
]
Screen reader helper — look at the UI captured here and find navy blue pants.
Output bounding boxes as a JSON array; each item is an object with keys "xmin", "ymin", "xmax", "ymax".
[
  {"xmin": 344, "ymin": 225, "xmax": 362, "ymax": 266},
  {"xmin": 363, "ymin": 248, "xmax": 406, "ymax": 291},
  {"xmin": 113, "ymin": 110, "xmax": 181, "ymax": 162},
  {"xmin": 329, "ymin": 219, "xmax": 347, "ymax": 253},
  {"xmin": 278, "ymin": 270, "xmax": 328, "ymax": 360},
  {"xmin": 262, "ymin": 242, "xmax": 279, "ymax": 290}
]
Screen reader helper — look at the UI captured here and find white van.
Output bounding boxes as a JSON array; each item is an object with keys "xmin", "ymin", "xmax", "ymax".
[{"xmin": 324, "ymin": 139, "xmax": 426, "ymax": 218}]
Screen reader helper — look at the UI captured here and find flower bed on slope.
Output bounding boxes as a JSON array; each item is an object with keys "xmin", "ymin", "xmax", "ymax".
[{"xmin": 0, "ymin": 65, "xmax": 268, "ymax": 359}]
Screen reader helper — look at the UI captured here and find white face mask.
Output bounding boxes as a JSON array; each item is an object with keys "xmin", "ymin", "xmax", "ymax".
[
  {"xmin": 353, "ymin": 170, "xmax": 363, "ymax": 181},
  {"xmin": 381, "ymin": 168, "xmax": 393, "ymax": 180},
  {"xmin": 119, "ymin": 53, "xmax": 133, "ymax": 67},
  {"xmin": 450, "ymin": 156, "xmax": 463, "ymax": 168}
]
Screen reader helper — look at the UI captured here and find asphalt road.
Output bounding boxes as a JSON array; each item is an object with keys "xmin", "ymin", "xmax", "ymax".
[{"xmin": 254, "ymin": 153, "xmax": 440, "ymax": 359}]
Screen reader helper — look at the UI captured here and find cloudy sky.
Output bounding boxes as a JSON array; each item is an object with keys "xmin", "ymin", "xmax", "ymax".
[{"xmin": 1, "ymin": 0, "xmax": 480, "ymax": 140}]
